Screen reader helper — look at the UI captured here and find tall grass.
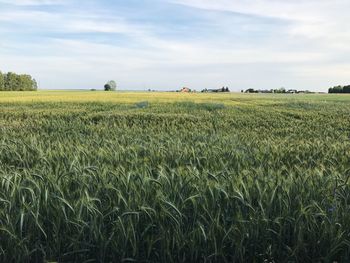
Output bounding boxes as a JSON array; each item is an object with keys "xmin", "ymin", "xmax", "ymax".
[{"xmin": 0, "ymin": 96, "xmax": 350, "ymax": 262}]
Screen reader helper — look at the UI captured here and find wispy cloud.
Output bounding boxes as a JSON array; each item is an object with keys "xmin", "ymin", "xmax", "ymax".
[
  {"xmin": 0, "ymin": 0, "xmax": 66, "ymax": 6},
  {"xmin": 171, "ymin": 0, "xmax": 350, "ymax": 44}
]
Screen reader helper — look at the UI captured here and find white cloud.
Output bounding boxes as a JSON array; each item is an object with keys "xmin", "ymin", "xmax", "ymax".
[{"xmin": 0, "ymin": 0, "xmax": 350, "ymax": 91}]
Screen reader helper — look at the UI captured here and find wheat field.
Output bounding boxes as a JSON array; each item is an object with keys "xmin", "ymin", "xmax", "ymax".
[{"xmin": 0, "ymin": 91, "xmax": 349, "ymax": 262}]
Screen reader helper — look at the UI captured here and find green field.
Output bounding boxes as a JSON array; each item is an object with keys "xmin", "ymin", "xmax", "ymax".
[{"xmin": 0, "ymin": 91, "xmax": 350, "ymax": 262}]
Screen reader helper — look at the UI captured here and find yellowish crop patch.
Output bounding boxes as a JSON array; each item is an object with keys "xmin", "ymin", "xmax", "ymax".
[{"xmin": 1, "ymin": 90, "xmax": 346, "ymax": 105}]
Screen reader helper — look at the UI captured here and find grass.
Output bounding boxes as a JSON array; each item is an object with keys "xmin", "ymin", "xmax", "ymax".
[{"xmin": 0, "ymin": 91, "xmax": 350, "ymax": 262}]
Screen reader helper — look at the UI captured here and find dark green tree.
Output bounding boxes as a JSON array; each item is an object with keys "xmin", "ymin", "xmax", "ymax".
[
  {"xmin": 104, "ymin": 80, "xmax": 117, "ymax": 91},
  {"xmin": 20, "ymin": 74, "xmax": 37, "ymax": 91},
  {"xmin": 4, "ymin": 72, "xmax": 19, "ymax": 91},
  {"xmin": 1, "ymin": 71, "xmax": 38, "ymax": 91},
  {"xmin": 275, "ymin": 87, "xmax": 286, "ymax": 93},
  {"xmin": 0, "ymin": 71, "xmax": 4, "ymax": 91},
  {"xmin": 20, "ymin": 74, "xmax": 32, "ymax": 91},
  {"xmin": 327, "ymin": 85, "xmax": 350, "ymax": 94},
  {"xmin": 343, "ymin": 85, "xmax": 350, "ymax": 93},
  {"xmin": 245, "ymin": 88, "xmax": 256, "ymax": 93},
  {"xmin": 333, "ymin": 86, "xmax": 343, "ymax": 93}
]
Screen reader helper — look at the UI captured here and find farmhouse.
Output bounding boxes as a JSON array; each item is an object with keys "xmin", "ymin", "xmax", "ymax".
[{"xmin": 180, "ymin": 87, "xmax": 190, "ymax": 93}]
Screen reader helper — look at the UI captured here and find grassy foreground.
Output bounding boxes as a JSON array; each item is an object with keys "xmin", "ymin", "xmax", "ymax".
[{"xmin": 0, "ymin": 91, "xmax": 350, "ymax": 262}]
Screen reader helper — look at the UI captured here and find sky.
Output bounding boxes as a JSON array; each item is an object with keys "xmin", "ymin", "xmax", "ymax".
[{"xmin": 0, "ymin": 0, "xmax": 349, "ymax": 91}]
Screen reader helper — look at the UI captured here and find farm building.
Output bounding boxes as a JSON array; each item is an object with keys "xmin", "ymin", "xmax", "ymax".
[{"xmin": 180, "ymin": 87, "xmax": 191, "ymax": 93}]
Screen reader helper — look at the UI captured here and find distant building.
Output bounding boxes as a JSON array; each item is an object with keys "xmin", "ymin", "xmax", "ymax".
[{"xmin": 180, "ymin": 87, "xmax": 191, "ymax": 93}]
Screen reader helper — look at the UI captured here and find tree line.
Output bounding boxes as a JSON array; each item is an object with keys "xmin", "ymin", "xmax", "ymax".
[
  {"xmin": 0, "ymin": 71, "xmax": 38, "ymax": 91},
  {"xmin": 328, "ymin": 85, "xmax": 350, "ymax": 94}
]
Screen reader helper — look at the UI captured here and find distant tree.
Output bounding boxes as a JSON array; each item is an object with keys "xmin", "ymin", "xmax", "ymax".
[
  {"xmin": 104, "ymin": 80, "xmax": 117, "ymax": 91},
  {"xmin": 279, "ymin": 87, "xmax": 286, "ymax": 93},
  {"xmin": 4, "ymin": 72, "xmax": 18, "ymax": 91},
  {"xmin": 245, "ymin": 88, "xmax": 256, "ymax": 93},
  {"xmin": 0, "ymin": 71, "xmax": 4, "ymax": 91},
  {"xmin": 335, "ymin": 86, "xmax": 343, "ymax": 93},
  {"xmin": 19, "ymin": 74, "xmax": 35, "ymax": 91},
  {"xmin": 225, "ymin": 87, "xmax": 230, "ymax": 92},
  {"xmin": 343, "ymin": 85, "xmax": 350, "ymax": 93},
  {"xmin": 327, "ymin": 85, "xmax": 350, "ymax": 94},
  {"xmin": 333, "ymin": 86, "xmax": 343, "ymax": 93},
  {"xmin": 273, "ymin": 87, "xmax": 286, "ymax": 93},
  {"xmin": 0, "ymin": 71, "xmax": 37, "ymax": 91},
  {"xmin": 32, "ymin": 78, "xmax": 38, "ymax": 91},
  {"xmin": 104, "ymin": 84, "xmax": 111, "ymax": 91}
]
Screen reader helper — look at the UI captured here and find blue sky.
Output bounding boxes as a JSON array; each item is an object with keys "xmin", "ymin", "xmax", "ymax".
[{"xmin": 0, "ymin": 0, "xmax": 349, "ymax": 91}]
